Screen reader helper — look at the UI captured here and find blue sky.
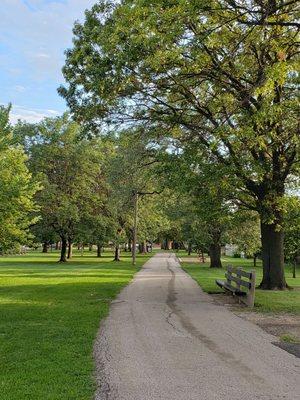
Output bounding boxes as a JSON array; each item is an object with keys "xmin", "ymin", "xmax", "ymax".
[{"xmin": 0, "ymin": 0, "xmax": 95, "ymax": 123}]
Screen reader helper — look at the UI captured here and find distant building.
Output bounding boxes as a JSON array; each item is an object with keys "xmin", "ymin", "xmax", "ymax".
[{"xmin": 225, "ymin": 244, "xmax": 238, "ymax": 257}]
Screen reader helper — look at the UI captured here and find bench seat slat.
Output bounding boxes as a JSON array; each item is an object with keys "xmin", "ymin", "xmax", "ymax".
[
  {"xmin": 223, "ymin": 282, "xmax": 247, "ymax": 296},
  {"xmin": 215, "ymin": 280, "xmax": 247, "ymax": 296},
  {"xmin": 216, "ymin": 279, "xmax": 225, "ymax": 289}
]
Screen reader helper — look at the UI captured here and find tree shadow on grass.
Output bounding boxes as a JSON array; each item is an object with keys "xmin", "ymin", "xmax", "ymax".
[{"xmin": 0, "ymin": 273, "xmax": 136, "ymax": 279}]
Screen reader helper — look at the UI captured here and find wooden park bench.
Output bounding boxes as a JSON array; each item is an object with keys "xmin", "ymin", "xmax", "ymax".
[{"xmin": 216, "ymin": 266, "xmax": 256, "ymax": 307}]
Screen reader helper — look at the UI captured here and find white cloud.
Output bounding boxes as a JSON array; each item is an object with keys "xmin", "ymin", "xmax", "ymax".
[
  {"xmin": 35, "ymin": 53, "xmax": 51, "ymax": 59},
  {"xmin": 0, "ymin": 1, "xmax": 95, "ymax": 115},
  {"xmin": 13, "ymin": 85, "xmax": 26, "ymax": 93},
  {"xmin": 0, "ymin": 0, "xmax": 95, "ymax": 80},
  {"xmin": 9, "ymin": 105, "xmax": 60, "ymax": 124}
]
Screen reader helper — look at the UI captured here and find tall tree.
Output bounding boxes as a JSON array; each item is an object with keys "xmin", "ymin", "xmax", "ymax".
[
  {"xmin": 227, "ymin": 212, "xmax": 261, "ymax": 265},
  {"xmin": 0, "ymin": 106, "xmax": 38, "ymax": 253},
  {"xmin": 160, "ymin": 148, "xmax": 235, "ymax": 267},
  {"xmin": 107, "ymin": 129, "xmax": 161, "ymax": 261},
  {"xmin": 29, "ymin": 114, "xmax": 109, "ymax": 262},
  {"xmin": 60, "ymin": 0, "xmax": 299, "ymax": 288}
]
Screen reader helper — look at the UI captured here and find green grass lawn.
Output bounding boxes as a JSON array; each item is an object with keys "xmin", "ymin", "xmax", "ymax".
[
  {"xmin": 0, "ymin": 250, "xmax": 149, "ymax": 400},
  {"xmin": 181, "ymin": 255, "xmax": 300, "ymax": 314}
]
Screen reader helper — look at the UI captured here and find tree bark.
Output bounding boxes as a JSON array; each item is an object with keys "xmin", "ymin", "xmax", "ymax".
[
  {"xmin": 59, "ymin": 237, "xmax": 67, "ymax": 262},
  {"xmin": 139, "ymin": 240, "xmax": 147, "ymax": 254},
  {"xmin": 209, "ymin": 243, "xmax": 222, "ymax": 268},
  {"xmin": 200, "ymin": 249, "xmax": 205, "ymax": 263},
  {"xmin": 259, "ymin": 222, "xmax": 287, "ymax": 289},
  {"xmin": 67, "ymin": 240, "xmax": 72, "ymax": 259},
  {"xmin": 293, "ymin": 260, "xmax": 296, "ymax": 279},
  {"xmin": 42, "ymin": 242, "xmax": 49, "ymax": 253},
  {"xmin": 97, "ymin": 243, "xmax": 102, "ymax": 257},
  {"xmin": 114, "ymin": 244, "xmax": 120, "ymax": 261}
]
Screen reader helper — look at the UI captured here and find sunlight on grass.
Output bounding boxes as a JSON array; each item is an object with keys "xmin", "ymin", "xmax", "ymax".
[{"xmin": 0, "ymin": 249, "xmax": 150, "ymax": 400}]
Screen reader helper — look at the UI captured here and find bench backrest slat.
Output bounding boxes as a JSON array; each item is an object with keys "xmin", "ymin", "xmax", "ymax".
[
  {"xmin": 225, "ymin": 272, "xmax": 251, "ymax": 289},
  {"xmin": 227, "ymin": 266, "xmax": 252, "ymax": 279}
]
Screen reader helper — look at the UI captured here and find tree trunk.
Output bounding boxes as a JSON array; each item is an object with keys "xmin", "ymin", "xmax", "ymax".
[
  {"xmin": 55, "ymin": 241, "xmax": 60, "ymax": 250},
  {"xmin": 209, "ymin": 243, "xmax": 222, "ymax": 268},
  {"xmin": 114, "ymin": 245, "xmax": 120, "ymax": 261},
  {"xmin": 67, "ymin": 240, "xmax": 72, "ymax": 259},
  {"xmin": 42, "ymin": 242, "xmax": 49, "ymax": 253},
  {"xmin": 188, "ymin": 242, "xmax": 192, "ymax": 256},
  {"xmin": 97, "ymin": 243, "xmax": 102, "ymax": 257},
  {"xmin": 259, "ymin": 222, "xmax": 287, "ymax": 289},
  {"xmin": 209, "ymin": 228, "xmax": 222, "ymax": 268},
  {"xmin": 59, "ymin": 237, "xmax": 67, "ymax": 262},
  {"xmin": 200, "ymin": 249, "xmax": 205, "ymax": 263},
  {"xmin": 293, "ymin": 260, "xmax": 296, "ymax": 279},
  {"xmin": 89, "ymin": 244, "xmax": 93, "ymax": 251},
  {"xmin": 254, "ymin": 253, "xmax": 257, "ymax": 268}
]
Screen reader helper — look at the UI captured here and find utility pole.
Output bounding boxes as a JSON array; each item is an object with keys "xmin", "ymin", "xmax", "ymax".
[{"xmin": 132, "ymin": 190, "xmax": 138, "ymax": 266}]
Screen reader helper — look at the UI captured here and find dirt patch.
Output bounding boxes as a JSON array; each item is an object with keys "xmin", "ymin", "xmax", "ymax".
[
  {"xmin": 210, "ymin": 292, "xmax": 247, "ymax": 307},
  {"xmin": 234, "ymin": 311, "xmax": 300, "ymax": 341},
  {"xmin": 210, "ymin": 293, "xmax": 300, "ymax": 340},
  {"xmin": 209, "ymin": 293, "xmax": 300, "ymax": 357}
]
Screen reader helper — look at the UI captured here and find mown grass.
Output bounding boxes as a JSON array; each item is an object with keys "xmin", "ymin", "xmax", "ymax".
[
  {"xmin": 0, "ymin": 249, "xmax": 149, "ymax": 400},
  {"xmin": 181, "ymin": 254, "xmax": 300, "ymax": 314}
]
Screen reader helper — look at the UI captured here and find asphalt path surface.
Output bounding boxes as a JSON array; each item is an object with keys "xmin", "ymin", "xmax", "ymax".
[{"xmin": 94, "ymin": 253, "xmax": 300, "ymax": 400}]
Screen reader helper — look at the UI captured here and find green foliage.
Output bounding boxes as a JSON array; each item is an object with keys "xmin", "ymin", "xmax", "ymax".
[
  {"xmin": 107, "ymin": 129, "xmax": 165, "ymax": 244},
  {"xmin": 284, "ymin": 196, "xmax": 300, "ymax": 262},
  {"xmin": 60, "ymin": 0, "xmax": 299, "ymax": 226},
  {"xmin": 60, "ymin": 0, "xmax": 299, "ymax": 286},
  {"xmin": 0, "ymin": 106, "xmax": 39, "ymax": 252},
  {"xmin": 28, "ymin": 114, "xmax": 109, "ymax": 249},
  {"xmin": 159, "ymin": 148, "xmax": 235, "ymax": 251},
  {"xmin": 227, "ymin": 212, "xmax": 261, "ymax": 257}
]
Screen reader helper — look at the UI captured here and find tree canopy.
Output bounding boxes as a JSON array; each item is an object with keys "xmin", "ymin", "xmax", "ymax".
[{"xmin": 60, "ymin": 0, "xmax": 300, "ymax": 288}]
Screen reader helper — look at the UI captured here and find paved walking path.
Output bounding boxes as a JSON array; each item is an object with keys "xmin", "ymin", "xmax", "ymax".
[{"xmin": 94, "ymin": 253, "xmax": 300, "ymax": 400}]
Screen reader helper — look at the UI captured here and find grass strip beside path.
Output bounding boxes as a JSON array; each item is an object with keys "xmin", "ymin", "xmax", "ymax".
[
  {"xmin": 0, "ymin": 250, "xmax": 150, "ymax": 400},
  {"xmin": 181, "ymin": 255, "xmax": 300, "ymax": 314}
]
